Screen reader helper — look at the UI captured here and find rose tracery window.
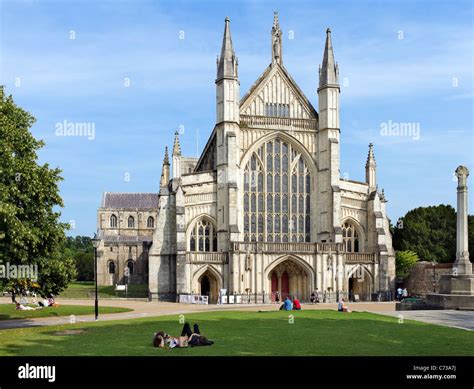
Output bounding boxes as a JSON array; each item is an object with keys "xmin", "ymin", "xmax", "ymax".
[
  {"xmin": 244, "ymin": 138, "xmax": 311, "ymax": 243},
  {"xmin": 189, "ymin": 219, "xmax": 217, "ymax": 252},
  {"xmin": 342, "ymin": 221, "xmax": 360, "ymax": 252}
]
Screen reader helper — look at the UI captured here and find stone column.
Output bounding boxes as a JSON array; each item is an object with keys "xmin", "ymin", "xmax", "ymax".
[{"xmin": 454, "ymin": 166, "xmax": 471, "ymax": 275}]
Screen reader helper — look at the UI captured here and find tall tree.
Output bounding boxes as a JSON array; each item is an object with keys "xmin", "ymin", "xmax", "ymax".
[
  {"xmin": 0, "ymin": 87, "xmax": 74, "ymax": 295},
  {"xmin": 392, "ymin": 204, "xmax": 473, "ymax": 263},
  {"xmin": 64, "ymin": 236, "xmax": 94, "ymax": 281}
]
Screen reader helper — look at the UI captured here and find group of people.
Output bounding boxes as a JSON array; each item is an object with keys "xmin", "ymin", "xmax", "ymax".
[
  {"xmin": 396, "ymin": 287, "xmax": 409, "ymax": 301},
  {"xmin": 153, "ymin": 323, "xmax": 214, "ymax": 349},
  {"xmin": 277, "ymin": 295, "xmax": 302, "ymax": 311},
  {"xmin": 14, "ymin": 296, "xmax": 58, "ymax": 311}
]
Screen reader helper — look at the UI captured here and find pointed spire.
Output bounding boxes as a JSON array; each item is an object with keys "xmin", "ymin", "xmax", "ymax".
[
  {"xmin": 319, "ymin": 28, "xmax": 339, "ymax": 88},
  {"xmin": 172, "ymin": 131, "xmax": 181, "ymax": 156},
  {"xmin": 366, "ymin": 143, "xmax": 376, "ymax": 167},
  {"xmin": 217, "ymin": 16, "xmax": 238, "ymax": 80},
  {"xmin": 160, "ymin": 146, "xmax": 170, "ymax": 187},
  {"xmin": 366, "ymin": 143, "xmax": 377, "ymax": 191},
  {"xmin": 271, "ymin": 11, "xmax": 282, "ymax": 65}
]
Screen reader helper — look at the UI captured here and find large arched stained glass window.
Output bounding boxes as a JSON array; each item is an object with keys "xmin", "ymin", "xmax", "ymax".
[{"xmin": 244, "ymin": 138, "xmax": 311, "ymax": 243}]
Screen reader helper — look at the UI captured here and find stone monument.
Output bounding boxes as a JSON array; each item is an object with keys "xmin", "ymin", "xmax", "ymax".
[{"xmin": 426, "ymin": 165, "xmax": 474, "ymax": 309}]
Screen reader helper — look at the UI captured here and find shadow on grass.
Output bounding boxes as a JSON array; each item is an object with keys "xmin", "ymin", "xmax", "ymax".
[{"xmin": 1, "ymin": 310, "xmax": 473, "ymax": 357}]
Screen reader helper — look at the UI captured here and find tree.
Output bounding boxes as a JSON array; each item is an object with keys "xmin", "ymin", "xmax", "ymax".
[
  {"xmin": 395, "ymin": 250, "xmax": 420, "ymax": 278},
  {"xmin": 0, "ymin": 87, "xmax": 74, "ymax": 296},
  {"xmin": 64, "ymin": 236, "xmax": 94, "ymax": 281},
  {"xmin": 393, "ymin": 205, "xmax": 458, "ymax": 263}
]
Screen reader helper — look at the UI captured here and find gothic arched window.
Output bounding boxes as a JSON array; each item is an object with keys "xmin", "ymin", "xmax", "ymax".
[
  {"xmin": 342, "ymin": 221, "xmax": 360, "ymax": 253},
  {"xmin": 244, "ymin": 138, "xmax": 311, "ymax": 243},
  {"xmin": 110, "ymin": 214, "xmax": 117, "ymax": 228},
  {"xmin": 147, "ymin": 216, "xmax": 154, "ymax": 228},
  {"xmin": 108, "ymin": 261, "xmax": 116, "ymax": 274},
  {"xmin": 128, "ymin": 216, "xmax": 135, "ymax": 228},
  {"xmin": 189, "ymin": 218, "xmax": 217, "ymax": 252}
]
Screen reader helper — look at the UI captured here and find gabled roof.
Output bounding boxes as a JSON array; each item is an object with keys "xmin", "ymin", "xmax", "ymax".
[
  {"xmin": 101, "ymin": 193, "xmax": 159, "ymax": 209},
  {"xmin": 240, "ymin": 63, "xmax": 318, "ymax": 119}
]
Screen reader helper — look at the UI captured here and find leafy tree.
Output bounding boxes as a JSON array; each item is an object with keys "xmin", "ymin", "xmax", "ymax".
[
  {"xmin": 395, "ymin": 250, "xmax": 419, "ymax": 278},
  {"xmin": 0, "ymin": 87, "xmax": 74, "ymax": 295},
  {"xmin": 393, "ymin": 205, "xmax": 457, "ymax": 263},
  {"xmin": 393, "ymin": 205, "xmax": 474, "ymax": 263},
  {"xmin": 64, "ymin": 236, "xmax": 94, "ymax": 281}
]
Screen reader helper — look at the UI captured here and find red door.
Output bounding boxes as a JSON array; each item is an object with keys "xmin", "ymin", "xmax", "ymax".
[
  {"xmin": 281, "ymin": 271, "xmax": 289, "ymax": 300},
  {"xmin": 271, "ymin": 272, "xmax": 278, "ymax": 293}
]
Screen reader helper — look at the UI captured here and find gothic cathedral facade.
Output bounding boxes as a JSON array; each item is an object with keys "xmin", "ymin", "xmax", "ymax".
[{"xmin": 96, "ymin": 14, "xmax": 396, "ymax": 303}]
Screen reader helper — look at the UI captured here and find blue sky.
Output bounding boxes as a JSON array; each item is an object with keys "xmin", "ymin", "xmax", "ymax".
[{"xmin": 1, "ymin": 0, "xmax": 473, "ymax": 236}]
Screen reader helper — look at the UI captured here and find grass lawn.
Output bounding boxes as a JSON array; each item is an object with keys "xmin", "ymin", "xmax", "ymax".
[
  {"xmin": 0, "ymin": 304, "xmax": 132, "ymax": 321},
  {"xmin": 0, "ymin": 310, "xmax": 473, "ymax": 356},
  {"xmin": 58, "ymin": 282, "xmax": 148, "ymax": 299}
]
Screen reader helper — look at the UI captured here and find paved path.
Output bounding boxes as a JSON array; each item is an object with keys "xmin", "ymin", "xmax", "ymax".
[{"xmin": 373, "ymin": 309, "xmax": 474, "ymax": 331}]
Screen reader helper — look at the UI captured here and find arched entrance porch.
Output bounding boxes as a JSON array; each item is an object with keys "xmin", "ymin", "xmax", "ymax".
[
  {"xmin": 347, "ymin": 265, "xmax": 373, "ymax": 301},
  {"xmin": 193, "ymin": 266, "xmax": 222, "ymax": 304},
  {"xmin": 267, "ymin": 256, "xmax": 313, "ymax": 302}
]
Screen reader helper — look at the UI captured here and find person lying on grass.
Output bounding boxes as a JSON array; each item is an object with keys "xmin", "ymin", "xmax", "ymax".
[
  {"xmin": 15, "ymin": 302, "xmax": 42, "ymax": 311},
  {"xmin": 153, "ymin": 322, "xmax": 214, "ymax": 349}
]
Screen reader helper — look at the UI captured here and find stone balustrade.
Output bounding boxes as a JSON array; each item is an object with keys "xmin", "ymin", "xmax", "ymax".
[
  {"xmin": 345, "ymin": 253, "xmax": 377, "ymax": 263},
  {"xmin": 186, "ymin": 252, "xmax": 228, "ymax": 264},
  {"xmin": 240, "ymin": 115, "xmax": 317, "ymax": 131}
]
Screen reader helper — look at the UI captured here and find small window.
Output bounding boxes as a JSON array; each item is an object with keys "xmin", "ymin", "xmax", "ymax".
[
  {"xmin": 128, "ymin": 216, "xmax": 135, "ymax": 228},
  {"xmin": 108, "ymin": 261, "xmax": 116, "ymax": 274},
  {"xmin": 110, "ymin": 214, "xmax": 118, "ymax": 228},
  {"xmin": 147, "ymin": 216, "xmax": 154, "ymax": 228}
]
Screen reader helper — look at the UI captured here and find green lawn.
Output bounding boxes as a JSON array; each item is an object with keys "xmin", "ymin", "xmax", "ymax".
[
  {"xmin": 57, "ymin": 281, "xmax": 148, "ymax": 299},
  {"xmin": 0, "ymin": 310, "xmax": 472, "ymax": 356},
  {"xmin": 0, "ymin": 304, "xmax": 132, "ymax": 321}
]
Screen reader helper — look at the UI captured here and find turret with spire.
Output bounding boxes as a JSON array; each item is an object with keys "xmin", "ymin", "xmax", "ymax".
[
  {"xmin": 316, "ymin": 27, "xmax": 341, "ymax": 243},
  {"xmin": 271, "ymin": 11, "xmax": 282, "ymax": 66},
  {"xmin": 160, "ymin": 146, "xmax": 170, "ymax": 188},
  {"xmin": 365, "ymin": 143, "xmax": 377, "ymax": 192},
  {"xmin": 216, "ymin": 17, "xmax": 239, "ymax": 124},
  {"xmin": 215, "ymin": 16, "xmax": 241, "ymax": 253}
]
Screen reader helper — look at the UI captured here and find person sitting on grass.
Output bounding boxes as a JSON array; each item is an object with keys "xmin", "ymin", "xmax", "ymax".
[
  {"xmin": 337, "ymin": 298, "xmax": 351, "ymax": 313},
  {"xmin": 15, "ymin": 302, "xmax": 42, "ymax": 311},
  {"xmin": 292, "ymin": 296, "xmax": 302, "ymax": 310},
  {"xmin": 279, "ymin": 296, "xmax": 293, "ymax": 311}
]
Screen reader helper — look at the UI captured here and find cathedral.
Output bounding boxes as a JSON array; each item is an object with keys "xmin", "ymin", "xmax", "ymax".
[{"xmin": 96, "ymin": 13, "xmax": 395, "ymax": 303}]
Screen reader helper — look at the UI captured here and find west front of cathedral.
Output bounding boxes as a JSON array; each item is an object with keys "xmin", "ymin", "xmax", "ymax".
[{"xmin": 96, "ymin": 14, "xmax": 396, "ymax": 303}]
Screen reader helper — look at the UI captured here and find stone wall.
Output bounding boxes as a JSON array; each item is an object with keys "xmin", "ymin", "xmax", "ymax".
[{"xmin": 403, "ymin": 261, "xmax": 453, "ymax": 297}]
